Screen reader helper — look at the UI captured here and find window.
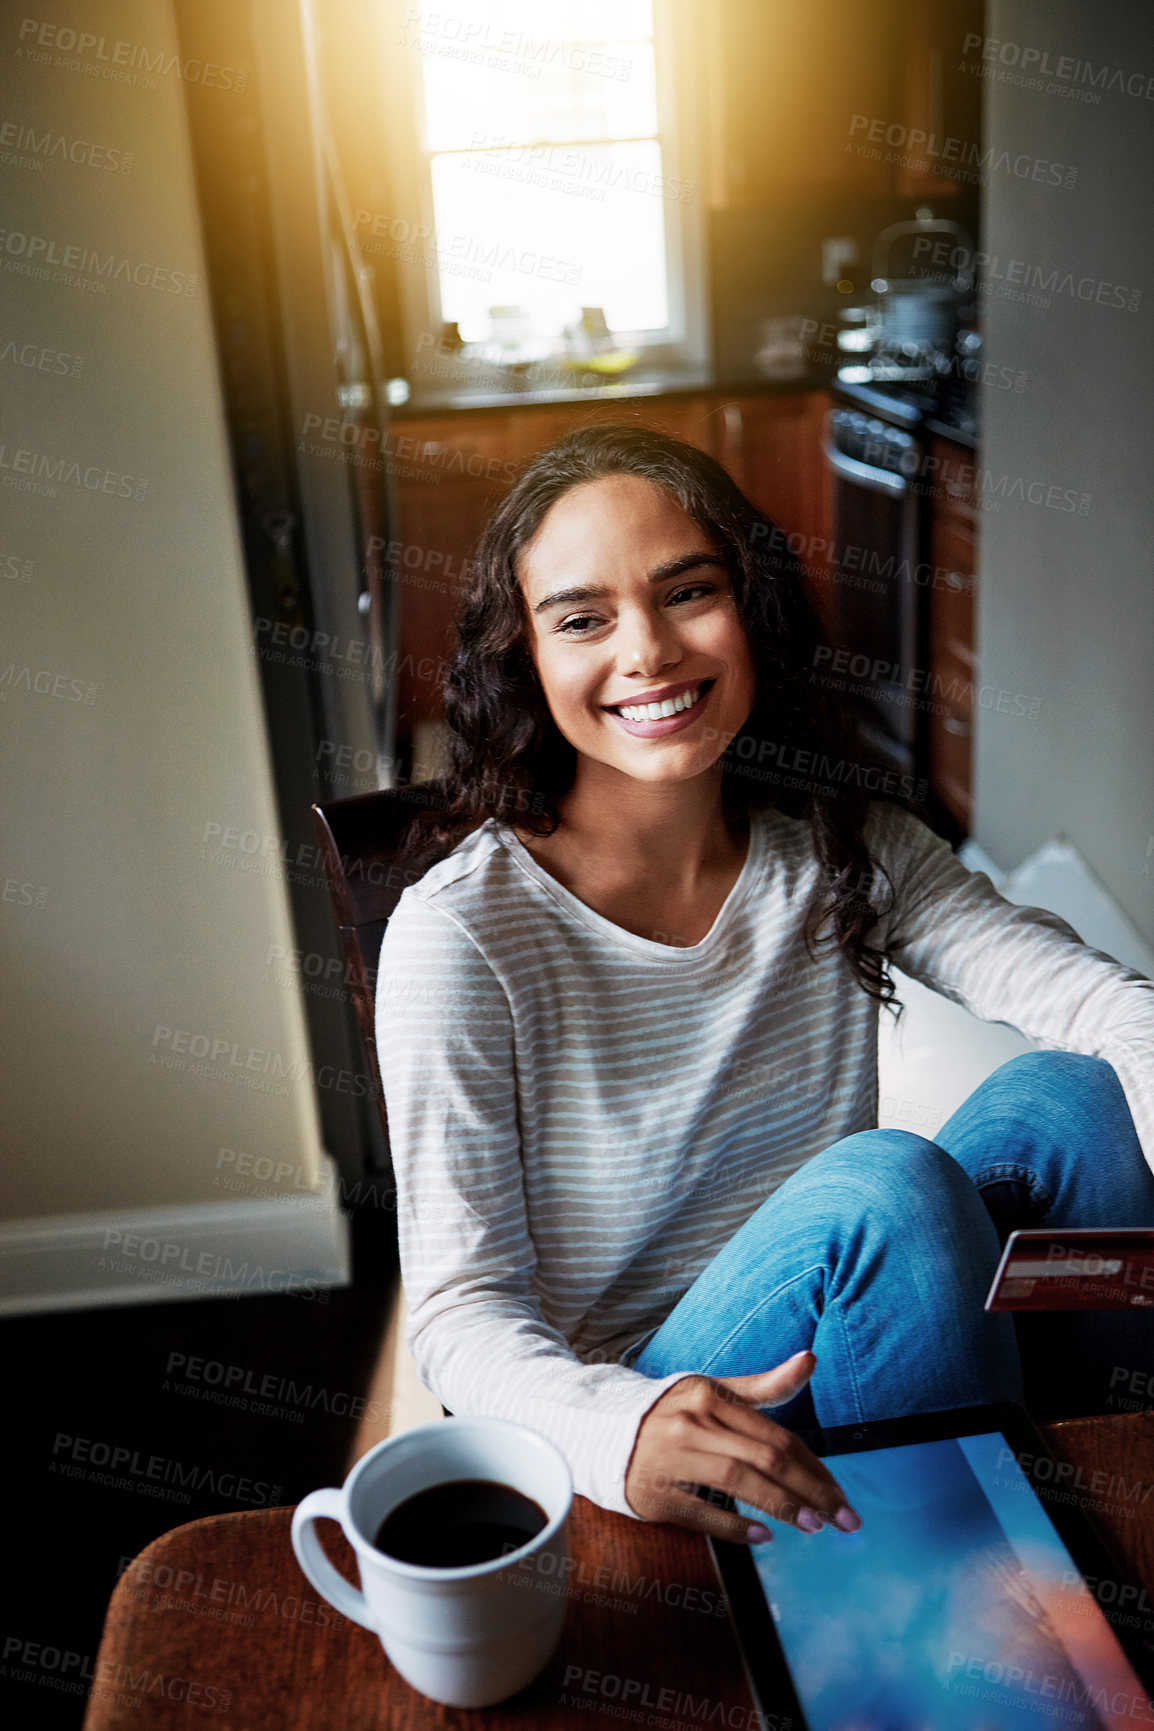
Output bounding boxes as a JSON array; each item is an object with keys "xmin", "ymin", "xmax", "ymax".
[{"xmin": 381, "ymin": 0, "xmax": 706, "ymax": 370}]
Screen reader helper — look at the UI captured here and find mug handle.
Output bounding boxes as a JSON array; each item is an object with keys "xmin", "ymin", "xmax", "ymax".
[{"xmin": 291, "ymin": 1488, "xmax": 375, "ymax": 1630}]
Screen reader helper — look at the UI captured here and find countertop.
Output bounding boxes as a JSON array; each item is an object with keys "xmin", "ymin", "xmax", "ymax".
[
  {"xmin": 391, "ymin": 365, "xmax": 831, "ymax": 416},
  {"xmin": 390, "ymin": 365, "xmax": 979, "ymax": 450}
]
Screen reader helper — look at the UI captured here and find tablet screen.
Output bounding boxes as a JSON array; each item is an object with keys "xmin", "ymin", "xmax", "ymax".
[{"xmin": 736, "ymin": 1431, "xmax": 1153, "ymax": 1731}]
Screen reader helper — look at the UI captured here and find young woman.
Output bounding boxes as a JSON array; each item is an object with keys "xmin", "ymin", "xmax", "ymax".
[{"xmin": 375, "ymin": 424, "xmax": 1154, "ymax": 1548}]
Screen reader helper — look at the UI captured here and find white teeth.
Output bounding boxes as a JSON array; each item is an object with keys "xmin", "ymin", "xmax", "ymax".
[{"xmin": 616, "ymin": 684, "xmax": 702, "ymax": 723}]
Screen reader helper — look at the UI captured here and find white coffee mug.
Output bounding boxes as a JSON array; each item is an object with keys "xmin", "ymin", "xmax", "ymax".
[{"xmin": 291, "ymin": 1417, "xmax": 574, "ymax": 1709}]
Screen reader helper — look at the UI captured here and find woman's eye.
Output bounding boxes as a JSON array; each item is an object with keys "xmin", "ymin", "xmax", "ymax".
[
  {"xmin": 553, "ymin": 583, "xmax": 719, "ymax": 635},
  {"xmin": 556, "ymin": 613, "xmax": 603, "ymax": 636}
]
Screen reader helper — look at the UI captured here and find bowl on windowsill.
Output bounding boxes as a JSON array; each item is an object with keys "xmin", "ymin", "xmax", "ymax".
[{"xmin": 560, "ymin": 348, "xmax": 641, "ymax": 378}]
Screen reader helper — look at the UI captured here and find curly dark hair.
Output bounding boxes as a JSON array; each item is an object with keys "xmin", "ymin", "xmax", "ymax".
[{"xmin": 402, "ymin": 420, "xmax": 920, "ymax": 1008}]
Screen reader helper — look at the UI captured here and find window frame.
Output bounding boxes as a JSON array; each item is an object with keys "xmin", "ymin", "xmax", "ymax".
[{"xmin": 377, "ymin": 0, "xmax": 710, "ymax": 380}]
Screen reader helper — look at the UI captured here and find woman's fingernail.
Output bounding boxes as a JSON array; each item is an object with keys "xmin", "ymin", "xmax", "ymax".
[
  {"xmin": 745, "ymin": 1523, "xmax": 772, "ymax": 1544},
  {"xmin": 797, "ymin": 1508, "xmax": 823, "ymax": 1533},
  {"xmin": 833, "ymin": 1506, "xmax": 862, "ymax": 1533}
]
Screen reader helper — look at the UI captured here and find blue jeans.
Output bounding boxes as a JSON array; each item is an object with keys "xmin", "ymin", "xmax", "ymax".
[{"xmin": 633, "ymin": 1053, "xmax": 1154, "ymax": 1426}]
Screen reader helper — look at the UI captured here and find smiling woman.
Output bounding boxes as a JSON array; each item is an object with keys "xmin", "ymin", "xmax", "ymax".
[
  {"xmin": 509, "ymin": 468, "xmax": 760, "ymax": 945},
  {"xmin": 402, "ymin": 423, "xmax": 898, "ymax": 998},
  {"xmin": 375, "ymin": 423, "xmax": 1154, "ymax": 1551}
]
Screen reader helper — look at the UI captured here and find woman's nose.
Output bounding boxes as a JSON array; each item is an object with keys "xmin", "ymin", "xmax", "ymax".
[{"xmin": 617, "ymin": 604, "xmax": 681, "ymax": 677}]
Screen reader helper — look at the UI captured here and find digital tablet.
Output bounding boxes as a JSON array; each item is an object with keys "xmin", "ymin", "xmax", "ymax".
[{"xmin": 708, "ymin": 1403, "xmax": 1154, "ymax": 1731}]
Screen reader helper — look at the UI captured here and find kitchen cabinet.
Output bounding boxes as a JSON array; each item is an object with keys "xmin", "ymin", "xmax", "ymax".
[
  {"xmin": 893, "ymin": 0, "xmax": 985, "ymax": 202},
  {"xmin": 925, "ymin": 434, "xmax": 977, "ymax": 831},
  {"xmin": 389, "ymin": 390, "xmax": 834, "ymax": 755},
  {"xmin": 714, "ymin": 394, "xmax": 835, "ymax": 626},
  {"xmin": 702, "ymin": 0, "xmax": 982, "ymax": 209},
  {"xmin": 383, "ymin": 412, "xmax": 519, "ymax": 735},
  {"xmin": 703, "ymin": 0, "xmax": 897, "ymax": 206}
]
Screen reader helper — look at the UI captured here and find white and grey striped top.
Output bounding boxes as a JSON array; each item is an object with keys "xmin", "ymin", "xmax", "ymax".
[{"xmin": 375, "ymin": 801, "xmax": 1154, "ymax": 1517}]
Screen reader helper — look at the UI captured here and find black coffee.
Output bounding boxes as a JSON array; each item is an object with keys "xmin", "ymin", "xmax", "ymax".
[{"xmin": 372, "ymin": 1478, "xmax": 549, "ymax": 1568}]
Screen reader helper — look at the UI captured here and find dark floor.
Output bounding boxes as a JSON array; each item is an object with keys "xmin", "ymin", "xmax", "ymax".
[{"xmin": 0, "ymin": 1206, "xmax": 398, "ymax": 1729}]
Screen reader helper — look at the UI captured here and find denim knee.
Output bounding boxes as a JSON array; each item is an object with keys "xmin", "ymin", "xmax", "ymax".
[
  {"xmin": 794, "ymin": 1127, "xmax": 985, "ymax": 1226},
  {"xmin": 979, "ymin": 1050, "xmax": 1124, "ymax": 1113}
]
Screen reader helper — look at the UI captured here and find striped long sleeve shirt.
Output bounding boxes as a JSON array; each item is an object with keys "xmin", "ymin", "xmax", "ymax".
[{"xmin": 374, "ymin": 800, "xmax": 1154, "ymax": 1517}]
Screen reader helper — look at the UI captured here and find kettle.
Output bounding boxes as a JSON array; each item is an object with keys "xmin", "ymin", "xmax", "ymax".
[{"xmin": 870, "ymin": 216, "xmax": 974, "ymax": 354}]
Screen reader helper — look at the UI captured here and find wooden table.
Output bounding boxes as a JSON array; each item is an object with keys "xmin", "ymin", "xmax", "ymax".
[{"xmin": 82, "ymin": 1413, "xmax": 1154, "ymax": 1730}]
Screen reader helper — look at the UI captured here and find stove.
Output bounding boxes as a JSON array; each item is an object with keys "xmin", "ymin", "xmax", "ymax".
[
  {"xmin": 819, "ymin": 364, "xmax": 976, "ymax": 792},
  {"xmin": 833, "ymin": 367, "xmax": 977, "ymax": 445}
]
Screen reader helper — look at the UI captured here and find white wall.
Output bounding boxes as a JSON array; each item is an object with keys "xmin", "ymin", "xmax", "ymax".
[
  {"xmin": 0, "ymin": 0, "xmax": 345, "ymax": 1297},
  {"xmin": 974, "ymin": 0, "xmax": 1154, "ymax": 941}
]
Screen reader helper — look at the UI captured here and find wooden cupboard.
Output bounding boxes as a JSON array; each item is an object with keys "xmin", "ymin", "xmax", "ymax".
[{"xmin": 701, "ymin": 0, "xmax": 984, "ymax": 210}]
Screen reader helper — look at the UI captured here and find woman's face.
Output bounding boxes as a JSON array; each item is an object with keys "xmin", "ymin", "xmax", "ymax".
[{"xmin": 517, "ymin": 474, "xmax": 757, "ymax": 787}]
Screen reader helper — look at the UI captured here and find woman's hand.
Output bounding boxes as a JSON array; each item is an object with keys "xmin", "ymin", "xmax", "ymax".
[{"xmin": 624, "ymin": 1352, "xmax": 862, "ymax": 1544}]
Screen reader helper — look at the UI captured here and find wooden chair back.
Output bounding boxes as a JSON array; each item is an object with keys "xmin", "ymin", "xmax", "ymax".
[{"xmin": 310, "ymin": 782, "xmax": 450, "ymax": 1142}]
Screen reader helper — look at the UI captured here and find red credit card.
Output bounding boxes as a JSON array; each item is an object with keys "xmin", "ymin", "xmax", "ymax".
[{"xmin": 985, "ymin": 1228, "xmax": 1154, "ymax": 1311}]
